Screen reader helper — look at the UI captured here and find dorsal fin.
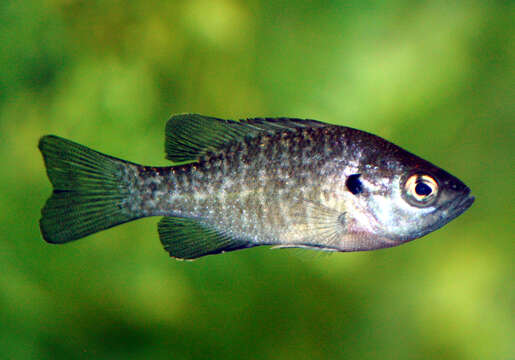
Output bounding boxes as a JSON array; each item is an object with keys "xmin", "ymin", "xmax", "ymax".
[{"xmin": 165, "ymin": 114, "xmax": 329, "ymax": 162}]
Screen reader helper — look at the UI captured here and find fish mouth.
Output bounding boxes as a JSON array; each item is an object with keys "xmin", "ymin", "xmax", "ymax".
[
  {"xmin": 450, "ymin": 188, "xmax": 475, "ymax": 215},
  {"xmin": 412, "ymin": 190, "xmax": 475, "ymax": 239},
  {"xmin": 453, "ymin": 193, "xmax": 475, "ymax": 213},
  {"xmin": 437, "ymin": 189, "xmax": 475, "ymax": 226}
]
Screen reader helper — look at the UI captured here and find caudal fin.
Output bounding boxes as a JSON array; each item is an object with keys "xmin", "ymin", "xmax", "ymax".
[{"xmin": 39, "ymin": 135, "xmax": 136, "ymax": 244}]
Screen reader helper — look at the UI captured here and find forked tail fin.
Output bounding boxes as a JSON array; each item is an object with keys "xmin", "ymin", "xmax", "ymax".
[{"xmin": 39, "ymin": 135, "xmax": 137, "ymax": 244}]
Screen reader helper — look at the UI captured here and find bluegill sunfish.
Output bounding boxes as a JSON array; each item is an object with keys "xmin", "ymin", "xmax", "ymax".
[{"xmin": 39, "ymin": 114, "xmax": 474, "ymax": 259}]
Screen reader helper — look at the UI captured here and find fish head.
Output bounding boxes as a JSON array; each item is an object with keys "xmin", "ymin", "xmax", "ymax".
[{"xmin": 341, "ymin": 155, "xmax": 474, "ymax": 249}]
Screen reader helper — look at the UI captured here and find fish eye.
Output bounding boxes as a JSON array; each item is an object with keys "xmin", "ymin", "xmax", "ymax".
[
  {"xmin": 346, "ymin": 174, "xmax": 363, "ymax": 195},
  {"xmin": 415, "ymin": 182, "xmax": 432, "ymax": 196},
  {"xmin": 404, "ymin": 174, "xmax": 438, "ymax": 206}
]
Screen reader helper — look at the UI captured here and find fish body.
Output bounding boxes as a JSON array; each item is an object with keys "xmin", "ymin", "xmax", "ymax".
[{"xmin": 39, "ymin": 114, "xmax": 474, "ymax": 259}]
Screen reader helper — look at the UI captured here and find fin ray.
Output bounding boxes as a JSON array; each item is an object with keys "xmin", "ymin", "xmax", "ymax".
[
  {"xmin": 165, "ymin": 114, "xmax": 330, "ymax": 162},
  {"xmin": 158, "ymin": 217, "xmax": 252, "ymax": 259},
  {"xmin": 276, "ymin": 198, "xmax": 346, "ymax": 250},
  {"xmin": 39, "ymin": 135, "xmax": 136, "ymax": 244}
]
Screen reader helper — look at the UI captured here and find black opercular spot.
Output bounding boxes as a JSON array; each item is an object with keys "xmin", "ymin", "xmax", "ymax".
[
  {"xmin": 346, "ymin": 174, "xmax": 363, "ymax": 195},
  {"xmin": 415, "ymin": 182, "xmax": 432, "ymax": 196}
]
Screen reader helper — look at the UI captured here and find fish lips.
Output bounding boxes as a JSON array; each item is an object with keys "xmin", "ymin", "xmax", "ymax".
[
  {"xmin": 448, "ymin": 188, "xmax": 475, "ymax": 218},
  {"xmin": 431, "ymin": 188, "xmax": 475, "ymax": 231}
]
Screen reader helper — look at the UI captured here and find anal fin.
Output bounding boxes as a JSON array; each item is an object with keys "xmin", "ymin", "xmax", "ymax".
[{"xmin": 157, "ymin": 217, "xmax": 252, "ymax": 260}]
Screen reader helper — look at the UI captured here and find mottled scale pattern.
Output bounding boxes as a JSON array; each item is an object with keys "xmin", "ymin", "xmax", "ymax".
[{"xmin": 121, "ymin": 126, "xmax": 384, "ymax": 246}]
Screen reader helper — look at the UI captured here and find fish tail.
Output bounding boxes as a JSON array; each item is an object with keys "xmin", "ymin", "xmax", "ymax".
[{"xmin": 38, "ymin": 135, "xmax": 137, "ymax": 244}]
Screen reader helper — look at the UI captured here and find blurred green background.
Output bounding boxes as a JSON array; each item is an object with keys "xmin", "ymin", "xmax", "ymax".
[{"xmin": 1, "ymin": 0, "xmax": 513, "ymax": 359}]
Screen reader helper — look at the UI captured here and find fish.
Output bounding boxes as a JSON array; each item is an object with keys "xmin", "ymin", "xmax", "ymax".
[{"xmin": 38, "ymin": 114, "xmax": 475, "ymax": 260}]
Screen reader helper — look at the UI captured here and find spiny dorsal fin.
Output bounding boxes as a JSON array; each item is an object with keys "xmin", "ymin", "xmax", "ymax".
[
  {"xmin": 165, "ymin": 114, "xmax": 329, "ymax": 162},
  {"xmin": 157, "ymin": 216, "xmax": 253, "ymax": 260}
]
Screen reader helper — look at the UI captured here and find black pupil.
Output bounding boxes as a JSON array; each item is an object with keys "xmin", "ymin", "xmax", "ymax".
[
  {"xmin": 415, "ymin": 182, "xmax": 432, "ymax": 196},
  {"xmin": 346, "ymin": 174, "xmax": 363, "ymax": 195}
]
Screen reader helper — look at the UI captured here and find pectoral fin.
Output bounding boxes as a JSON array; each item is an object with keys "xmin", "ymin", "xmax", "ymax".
[{"xmin": 274, "ymin": 199, "xmax": 347, "ymax": 251}]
